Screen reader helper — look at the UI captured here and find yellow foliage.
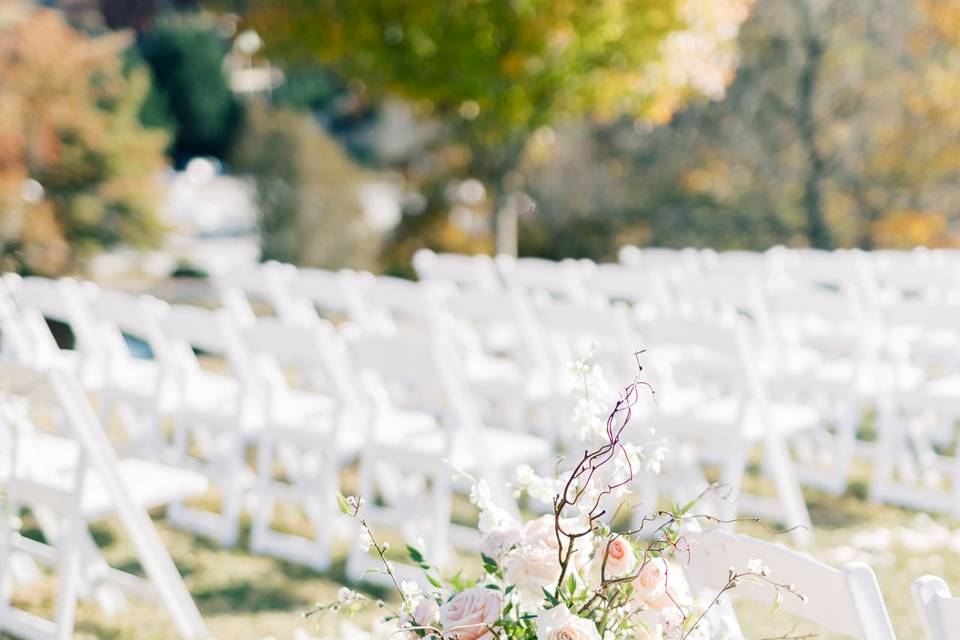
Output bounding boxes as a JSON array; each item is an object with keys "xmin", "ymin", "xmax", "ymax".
[
  {"xmin": 0, "ymin": 9, "xmax": 167, "ymax": 275},
  {"xmin": 871, "ymin": 210, "xmax": 955, "ymax": 249}
]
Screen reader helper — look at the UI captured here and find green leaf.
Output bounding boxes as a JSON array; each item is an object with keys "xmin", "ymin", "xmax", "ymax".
[
  {"xmin": 541, "ymin": 587, "xmax": 560, "ymax": 608},
  {"xmin": 406, "ymin": 545, "xmax": 425, "ymax": 564},
  {"xmin": 426, "ymin": 573, "xmax": 443, "ymax": 589},
  {"xmin": 336, "ymin": 492, "xmax": 352, "ymax": 515},
  {"xmin": 771, "ymin": 589, "xmax": 783, "ymax": 612}
]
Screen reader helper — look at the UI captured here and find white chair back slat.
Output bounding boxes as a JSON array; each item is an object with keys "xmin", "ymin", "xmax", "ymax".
[
  {"xmin": 686, "ymin": 528, "xmax": 894, "ymax": 639},
  {"xmin": 413, "ymin": 249, "xmax": 501, "ymax": 291},
  {"xmin": 913, "ymin": 575, "xmax": 960, "ymax": 640}
]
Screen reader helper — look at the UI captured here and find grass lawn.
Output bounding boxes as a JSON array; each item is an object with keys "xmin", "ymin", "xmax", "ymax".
[{"xmin": 5, "ymin": 469, "xmax": 958, "ymax": 639}]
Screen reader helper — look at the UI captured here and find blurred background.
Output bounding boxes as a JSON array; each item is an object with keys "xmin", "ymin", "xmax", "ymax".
[{"xmin": 4, "ymin": 0, "xmax": 960, "ymax": 285}]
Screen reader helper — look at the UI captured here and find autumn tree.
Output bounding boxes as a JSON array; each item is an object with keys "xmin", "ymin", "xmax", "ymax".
[
  {"xmin": 0, "ymin": 9, "xmax": 168, "ymax": 275},
  {"xmin": 245, "ymin": 0, "xmax": 753, "ymax": 255}
]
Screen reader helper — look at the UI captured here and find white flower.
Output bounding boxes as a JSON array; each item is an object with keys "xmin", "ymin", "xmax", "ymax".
[
  {"xmin": 470, "ymin": 478, "xmax": 517, "ymax": 533},
  {"xmin": 401, "ymin": 580, "xmax": 422, "ymax": 601},
  {"xmin": 359, "ymin": 530, "xmax": 373, "ymax": 553},
  {"xmin": 337, "ymin": 586, "xmax": 353, "ymax": 600},
  {"xmin": 481, "ymin": 527, "xmax": 522, "ymax": 561},
  {"xmin": 506, "ymin": 543, "xmax": 562, "ymax": 608},
  {"xmin": 746, "ymin": 558, "xmax": 770, "ymax": 576},
  {"xmin": 535, "ymin": 604, "xmax": 601, "ymax": 640}
]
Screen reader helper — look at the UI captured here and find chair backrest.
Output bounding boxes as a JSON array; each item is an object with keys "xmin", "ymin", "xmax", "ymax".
[
  {"xmin": 348, "ymin": 331, "xmax": 481, "ymax": 434},
  {"xmin": 686, "ymin": 528, "xmax": 895, "ymax": 640},
  {"xmin": 437, "ymin": 286, "xmax": 549, "ymax": 371},
  {"xmin": 5, "ymin": 275, "xmax": 102, "ymax": 357},
  {"xmin": 151, "ymin": 304, "xmax": 255, "ymax": 391},
  {"xmin": 495, "ymin": 255, "xmax": 588, "ymax": 302},
  {"xmin": 413, "ymin": 249, "xmax": 501, "ymax": 291},
  {"xmin": 285, "ymin": 267, "xmax": 372, "ymax": 326},
  {"xmin": 210, "ymin": 260, "xmax": 298, "ymax": 319},
  {"xmin": 359, "ymin": 276, "xmax": 443, "ymax": 333},
  {"xmin": 239, "ymin": 317, "xmax": 361, "ymax": 407},
  {"xmin": 913, "ymin": 575, "xmax": 960, "ymax": 640},
  {"xmin": 83, "ymin": 287, "xmax": 166, "ymax": 361},
  {"xmin": 618, "ymin": 246, "xmax": 703, "ymax": 278},
  {"xmin": 578, "ymin": 261, "xmax": 673, "ymax": 313},
  {"xmin": 533, "ymin": 299, "xmax": 642, "ymax": 383}
]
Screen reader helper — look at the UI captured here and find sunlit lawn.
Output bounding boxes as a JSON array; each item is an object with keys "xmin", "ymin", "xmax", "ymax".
[{"xmin": 6, "ymin": 465, "xmax": 957, "ymax": 639}]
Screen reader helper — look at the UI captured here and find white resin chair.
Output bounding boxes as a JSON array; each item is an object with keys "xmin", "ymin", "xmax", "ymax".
[
  {"xmin": 346, "ymin": 331, "xmax": 551, "ymax": 574},
  {"xmin": 642, "ymin": 313, "xmax": 815, "ymax": 545},
  {"xmin": 413, "ymin": 249, "xmax": 501, "ymax": 291},
  {"xmin": 151, "ymin": 304, "xmax": 262, "ymax": 546},
  {"xmin": 495, "ymin": 255, "xmax": 590, "ymax": 302},
  {"xmin": 913, "ymin": 575, "xmax": 960, "ymax": 640},
  {"xmin": 0, "ymin": 361, "xmax": 208, "ymax": 640},
  {"xmin": 871, "ymin": 302, "xmax": 960, "ymax": 514},
  {"xmin": 686, "ymin": 528, "xmax": 895, "ymax": 640},
  {"xmin": 83, "ymin": 287, "xmax": 174, "ymax": 456},
  {"xmin": 3, "ymin": 275, "xmax": 105, "ymax": 389},
  {"xmin": 209, "ymin": 259, "xmax": 299, "ymax": 319},
  {"xmin": 238, "ymin": 317, "xmax": 356, "ymax": 571},
  {"xmin": 283, "ymin": 267, "xmax": 375, "ymax": 329}
]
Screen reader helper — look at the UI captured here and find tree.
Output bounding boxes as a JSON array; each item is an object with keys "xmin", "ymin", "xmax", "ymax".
[
  {"xmin": 232, "ymin": 105, "xmax": 384, "ymax": 269},
  {"xmin": 138, "ymin": 14, "xmax": 241, "ymax": 162},
  {"xmin": 0, "ymin": 9, "xmax": 169, "ymax": 275},
  {"xmin": 245, "ymin": 0, "xmax": 753, "ymax": 255}
]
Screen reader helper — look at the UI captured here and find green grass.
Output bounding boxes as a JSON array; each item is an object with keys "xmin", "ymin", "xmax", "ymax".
[{"xmin": 5, "ymin": 469, "xmax": 959, "ymax": 639}]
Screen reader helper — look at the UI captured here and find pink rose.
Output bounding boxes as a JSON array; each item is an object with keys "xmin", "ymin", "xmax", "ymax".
[
  {"xmin": 632, "ymin": 557, "xmax": 667, "ymax": 606},
  {"xmin": 603, "ymin": 537, "xmax": 636, "ymax": 577},
  {"xmin": 413, "ymin": 598, "xmax": 439, "ymax": 627},
  {"xmin": 634, "ymin": 559, "xmax": 692, "ymax": 611},
  {"xmin": 439, "ymin": 587, "xmax": 502, "ymax": 640}
]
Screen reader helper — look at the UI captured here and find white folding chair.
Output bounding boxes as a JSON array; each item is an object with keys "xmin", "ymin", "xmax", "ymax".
[
  {"xmin": 283, "ymin": 267, "xmax": 375, "ymax": 329},
  {"xmin": 238, "ymin": 317, "xmax": 356, "ymax": 571},
  {"xmin": 83, "ymin": 287, "xmax": 174, "ymax": 457},
  {"xmin": 577, "ymin": 261, "xmax": 673, "ymax": 318},
  {"xmin": 686, "ymin": 528, "xmax": 895, "ymax": 640},
  {"xmin": 0, "ymin": 361, "xmax": 208, "ymax": 640},
  {"xmin": 151, "ymin": 304, "xmax": 262, "ymax": 546},
  {"xmin": 495, "ymin": 255, "xmax": 589, "ymax": 302},
  {"xmin": 871, "ymin": 302, "xmax": 960, "ymax": 514},
  {"xmin": 913, "ymin": 575, "xmax": 960, "ymax": 640},
  {"xmin": 642, "ymin": 313, "xmax": 815, "ymax": 545},
  {"xmin": 3, "ymin": 275, "xmax": 105, "ymax": 389},
  {"xmin": 413, "ymin": 249, "xmax": 501, "ymax": 291},
  {"xmin": 209, "ymin": 259, "xmax": 299, "ymax": 320},
  {"xmin": 346, "ymin": 331, "xmax": 550, "ymax": 574}
]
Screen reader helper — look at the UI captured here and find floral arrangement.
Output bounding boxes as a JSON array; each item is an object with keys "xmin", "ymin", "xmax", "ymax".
[{"xmin": 315, "ymin": 354, "xmax": 804, "ymax": 639}]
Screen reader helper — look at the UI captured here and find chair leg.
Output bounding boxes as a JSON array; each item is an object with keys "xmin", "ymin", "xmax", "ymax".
[
  {"xmin": 764, "ymin": 435, "xmax": 813, "ymax": 546},
  {"xmin": 53, "ymin": 512, "xmax": 83, "ymax": 640}
]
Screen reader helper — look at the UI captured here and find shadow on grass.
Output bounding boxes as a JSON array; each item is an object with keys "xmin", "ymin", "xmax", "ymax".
[{"xmin": 194, "ymin": 580, "xmax": 309, "ymax": 615}]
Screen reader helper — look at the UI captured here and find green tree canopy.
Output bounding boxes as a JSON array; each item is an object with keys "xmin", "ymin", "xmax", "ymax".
[
  {"xmin": 246, "ymin": 0, "xmax": 752, "ymax": 254},
  {"xmin": 138, "ymin": 15, "xmax": 241, "ymax": 161}
]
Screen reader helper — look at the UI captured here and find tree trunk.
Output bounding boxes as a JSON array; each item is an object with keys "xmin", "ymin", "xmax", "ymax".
[{"xmin": 793, "ymin": 1, "xmax": 832, "ymax": 249}]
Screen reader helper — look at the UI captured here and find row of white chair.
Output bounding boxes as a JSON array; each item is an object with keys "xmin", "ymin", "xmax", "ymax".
[{"xmin": 413, "ymin": 247, "xmax": 960, "ymax": 519}]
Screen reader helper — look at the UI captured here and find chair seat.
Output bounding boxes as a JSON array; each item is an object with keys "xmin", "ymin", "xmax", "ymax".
[
  {"xmin": 657, "ymin": 395, "xmax": 820, "ymax": 440},
  {"xmin": 361, "ymin": 409, "xmax": 549, "ymax": 471},
  {"xmin": 4, "ymin": 432, "xmax": 208, "ymax": 520}
]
